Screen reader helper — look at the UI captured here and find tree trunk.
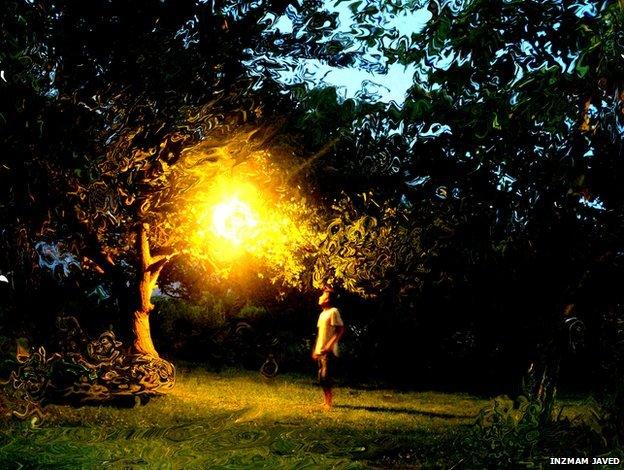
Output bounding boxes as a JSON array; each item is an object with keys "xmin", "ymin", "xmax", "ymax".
[
  {"xmin": 526, "ymin": 303, "xmax": 573, "ymax": 425},
  {"xmin": 131, "ymin": 223, "xmax": 161, "ymax": 358},
  {"xmin": 132, "ymin": 308, "xmax": 159, "ymax": 358}
]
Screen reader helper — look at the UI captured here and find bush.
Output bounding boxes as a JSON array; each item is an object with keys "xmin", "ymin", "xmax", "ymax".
[
  {"xmin": 236, "ymin": 303, "xmax": 268, "ymax": 321},
  {"xmin": 154, "ymin": 297, "xmax": 225, "ymax": 336},
  {"xmin": 458, "ymin": 395, "xmax": 609, "ymax": 467},
  {"xmin": 152, "ymin": 296, "xmax": 280, "ymax": 369}
]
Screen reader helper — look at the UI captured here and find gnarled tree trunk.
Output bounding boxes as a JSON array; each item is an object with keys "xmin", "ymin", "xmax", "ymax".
[
  {"xmin": 131, "ymin": 223, "xmax": 173, "ymax": 358},
  {"xmin": 68, "ymin": 222, "xmax": 177, "ymax": 401},
  {"xmin": 132, "ymin": 310, "xmax": 158, "ymax": 357}
]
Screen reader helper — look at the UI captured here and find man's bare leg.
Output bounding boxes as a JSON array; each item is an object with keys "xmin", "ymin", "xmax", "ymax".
[{"xmin": 323, "ymin": 387, "xmax": 333, "ymax": 409}]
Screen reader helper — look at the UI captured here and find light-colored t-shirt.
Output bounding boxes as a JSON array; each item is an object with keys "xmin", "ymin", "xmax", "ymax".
[{"xmin": 314, "ymin": 307, "xmax": 344, "ymax": 356}]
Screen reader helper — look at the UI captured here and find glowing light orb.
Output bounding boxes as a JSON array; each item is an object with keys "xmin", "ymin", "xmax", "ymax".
[
  {"xmin": 211, "ymin": 197, "xmax": 258, "ymax": 244},
  {"xmin": 186, "ymin": 172, "xmax": 310, "ymax": 268}
]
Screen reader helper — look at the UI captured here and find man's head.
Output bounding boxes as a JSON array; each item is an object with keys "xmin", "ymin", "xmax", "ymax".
[{"xmin": 318, "ymin": 286, "xmax": 334, "ymax": 308}]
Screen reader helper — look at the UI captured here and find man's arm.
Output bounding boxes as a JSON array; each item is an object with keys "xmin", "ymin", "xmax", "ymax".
[{"xmin": 321, "ymin": 325, "xmax": 345, "ymax": 354}]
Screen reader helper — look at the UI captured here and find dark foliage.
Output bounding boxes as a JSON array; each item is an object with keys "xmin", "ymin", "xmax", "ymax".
[{"xmin": 2, "ymin": 2, "xmax": 624, "ymax": 455}]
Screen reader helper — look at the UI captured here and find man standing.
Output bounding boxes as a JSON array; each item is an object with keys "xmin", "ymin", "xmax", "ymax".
[{"xmin": 312, "ymin": 286, "xmax": 345, "ymax": 410}]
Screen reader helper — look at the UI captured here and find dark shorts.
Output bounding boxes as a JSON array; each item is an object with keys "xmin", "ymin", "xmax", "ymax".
[{"xmin": 317, "ymin": 354, "xmax": 334, "ymax": 388}]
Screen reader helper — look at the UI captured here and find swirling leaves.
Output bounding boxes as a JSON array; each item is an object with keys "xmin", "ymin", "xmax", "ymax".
[
  {"xmin": 1, "ymin": 317, "xmax": 176, "ymax": 422},
  {"xmin": 314, "ymin": 195, "xmax": 429, "ymax": 297}
]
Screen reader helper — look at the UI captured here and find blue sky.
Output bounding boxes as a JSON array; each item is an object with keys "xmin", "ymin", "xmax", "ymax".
[{"xmin": 244, "ymin": 0, "xmax": 434, "ymax": 105}]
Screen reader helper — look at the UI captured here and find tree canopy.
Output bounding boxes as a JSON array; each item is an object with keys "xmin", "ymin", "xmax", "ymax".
[{"xmin": 2, "ymin": 0, "xmax": 624, "ymax": 398}]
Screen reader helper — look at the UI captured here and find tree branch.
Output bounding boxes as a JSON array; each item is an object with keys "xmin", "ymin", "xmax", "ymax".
[
  {"xmin": 150, "ymin": 246, "xmax": 178, "ymax": 264},
  {"xmin": 147, "ymin": 252, "xmax": 178, "ymax": 274},
  {"xmin": 82, "ymin": 256, "xmax": 106, "ymax": 274},
  {"xmin": 68, "ymin": 208, "xmax": 116, "ymax": 275},
  {"xmin": 137, "ymin": 223, "xmax": 151, "ymax": 271},
  {"xmin": 82, "ymin": 236, "xmax": 116, "ymax": 275}
]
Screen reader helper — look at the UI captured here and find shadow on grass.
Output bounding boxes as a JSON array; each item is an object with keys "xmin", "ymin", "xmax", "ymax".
[{"xmin": 334, "ymin": 404, "xmax": 476, "ymax": 419}]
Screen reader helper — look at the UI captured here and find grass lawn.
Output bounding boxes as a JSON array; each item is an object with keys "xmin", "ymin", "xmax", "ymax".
[{"xmin": 0, "ymin": 365, "xmax": 591, "ymax": 469}]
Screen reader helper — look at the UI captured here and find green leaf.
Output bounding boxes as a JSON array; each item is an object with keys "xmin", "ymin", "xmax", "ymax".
[{"xmin": 492, "ymin": 113, "xmax": 501, "ymax": 130}]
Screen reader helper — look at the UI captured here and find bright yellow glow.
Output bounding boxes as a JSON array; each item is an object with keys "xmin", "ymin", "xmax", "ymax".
[
  {"xmin": 211, "ymin": 197, "xmax": 258, "ymax": 244},
  {"xmin": 189, "ymin": 177, "xmax": 287, "ymax": 260},
  {"xmin": 179, "ymin": 148, "xmax": 316, "ymax": 287}
]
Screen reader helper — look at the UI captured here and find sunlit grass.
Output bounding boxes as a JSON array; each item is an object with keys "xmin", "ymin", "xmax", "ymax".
[{"xmin": 0, "ymin": 366, "xmax": 592, "ymax": 468}]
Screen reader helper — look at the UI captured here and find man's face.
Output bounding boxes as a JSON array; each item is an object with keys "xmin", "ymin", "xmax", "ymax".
[{"xmin": 318, "ymin": 290, "xmax": 330, "ymax": 307}]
